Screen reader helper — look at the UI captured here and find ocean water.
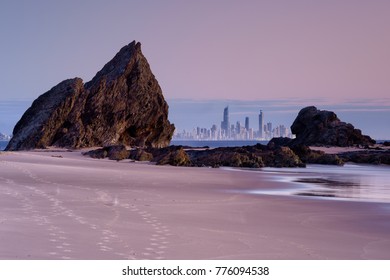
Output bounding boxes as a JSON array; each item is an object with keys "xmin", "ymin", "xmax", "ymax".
[
  {"xmin": 171, "ymin": 140, "xmax": 268, "ymax": 148},
  {"xmin": 0, "ymin": 141, "xmax": 8, "ymax": 151},
  {"xmin": 241, "ymin": 164, "xmax": 390, "ymax": 204}
]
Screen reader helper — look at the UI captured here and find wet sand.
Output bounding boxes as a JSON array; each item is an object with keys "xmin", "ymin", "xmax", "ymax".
[
  {"xmin": 0, "ymin": 150, "xmax": 389, "ymax": 259},
  {"xmin": 309, "ymin": 145, "xmax": 390, "ymax": 154}
]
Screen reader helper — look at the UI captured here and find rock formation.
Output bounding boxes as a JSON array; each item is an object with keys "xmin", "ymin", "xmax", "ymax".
[
  {"xmin": 6, "ymin": 41, "xmax": 174, "ymax": 151},
  {"xmin": 6, "ymin": 78, "xmax": 84, "ymax": 150},
  {"xmin": 84, "ymin": 144, "xmax": 306, "ymax": 168},
  {"xmin": 338, "ymin": 149, "xmax": 390, "ymax": 165},
  {"xmin": 290, "ymin": 106, "xmax": 375, "ymax": 147}
]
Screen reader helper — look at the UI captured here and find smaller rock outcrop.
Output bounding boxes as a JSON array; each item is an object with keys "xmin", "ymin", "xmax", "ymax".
[
  {"xmin": 338, "ymin": 150, "xmax": 390, "ymax": 165},
  {"xmin": 84, "ymin": 144, "xmax": 306, "ymax": 168},
  {"xmin": 291, "ymin": 145, "xmax": 344, "ymax": 165},
  {"xmin": 186, "ymin": 146, "xmax": 266, "ymax": 168},
  {"xmin": 106, "ymin": 145, "xmax": 130, "ymax": 161},
  {"xmin": 83, "ymin": 145, "xmax": 130, "ymax": 160},
  {"xmin": 129, "ymin": 149, "xmax": 153, "ymax": 161},
  {"xmin": 83, "ymin": 148, "xmax": 108, "ymax": 159},
  {"xmin": 154, "ymin": 147, "xmax": 191, "ymax": 166},
  {"xmin": 290, "ymin": 106, "xmax": 375, "ymax": 147}
]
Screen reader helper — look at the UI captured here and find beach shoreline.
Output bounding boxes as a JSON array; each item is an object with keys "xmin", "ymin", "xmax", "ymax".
[{"xmin": 0, "ymin": 149, "xmax": 389, "ymax": 260}]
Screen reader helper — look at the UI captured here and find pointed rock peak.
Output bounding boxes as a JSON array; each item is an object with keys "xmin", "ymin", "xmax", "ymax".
[
  {"xmin": 86, "ymin": 41, "xmax": 144, "ymax": 88},
  {"xmin": 6, "ymin": 41, "xmax": 174, "ymax": 151}
]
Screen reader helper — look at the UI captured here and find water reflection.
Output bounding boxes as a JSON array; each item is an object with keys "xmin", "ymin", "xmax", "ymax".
[
  {"xmin": 253, "ymin": 164, "xmax": 390, "ymax": 203},
  {"xmin": 294, "ymin": 177, "xmax": 364, "ymax": 199}
]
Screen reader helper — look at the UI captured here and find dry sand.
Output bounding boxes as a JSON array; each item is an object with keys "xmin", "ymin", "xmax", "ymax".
[{"xmin": 0, "ymin": 149, "xmax": 389, "ymax": 260}]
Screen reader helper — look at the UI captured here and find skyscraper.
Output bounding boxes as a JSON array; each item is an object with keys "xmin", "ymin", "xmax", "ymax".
[
  {"xmin": 258, "ymin": 110, "xmax": 264, "ymax": 138},
  {"xmin": 221, "ymin": 106, "xmax": 230, "ymax": 137},
  {"xmin": 267, "ymin": 122, "xmax": 272, "ymax": 133},
  {"xmin": 245, "ymin": 117, "xmax": 249, "ymax": 131},
  {"xmin": 236, "ymin": 121, "xmax": 241, "ymax": 135}
]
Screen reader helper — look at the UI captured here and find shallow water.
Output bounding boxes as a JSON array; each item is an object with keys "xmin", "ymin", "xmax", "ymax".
[{"xmin": 245, "ymin": 164, "xmax": 390, "ymax": 203}]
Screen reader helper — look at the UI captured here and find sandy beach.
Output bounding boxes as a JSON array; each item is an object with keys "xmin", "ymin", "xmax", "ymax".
[{"xmin": 0, "ymin": 149, "xmax": 389, "ymax": 260}]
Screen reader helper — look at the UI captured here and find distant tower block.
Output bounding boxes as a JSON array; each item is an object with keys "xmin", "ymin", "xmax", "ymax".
[
  {"xmin": 245, "ymin": 117, "xmax": 249, "ymax": 131},
  {"xmin": 258, "ymin": 110, "xmax": 264, "ymax": 138},
  {"xmin": 220, "ymin": 106, "xmax": 230, "ymax": 137}
]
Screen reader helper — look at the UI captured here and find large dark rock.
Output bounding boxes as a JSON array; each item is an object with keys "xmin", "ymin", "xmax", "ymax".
[
  {"xmin": 290, "ymin": 106, "xmax": 375, "ymax": 147},
  {"xmin": 6, "ymin": 41, "xmax": 174, "ymax": 151},
  {"xmin": 6, "ymin": 78, "xmax": 84, "ymax": 150},
  {"xmin": 186, "ymin": 144, "xmax": 304, "ymax": 168}
]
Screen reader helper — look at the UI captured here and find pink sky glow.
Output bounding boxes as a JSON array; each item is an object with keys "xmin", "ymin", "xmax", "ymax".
[
  {"xmin": 1, "ymin": 0, "xmax": 390, "ymax": 138},
  {"xmin": 1, "ymin": 0, "xmax": 389, "ymax": 102}
]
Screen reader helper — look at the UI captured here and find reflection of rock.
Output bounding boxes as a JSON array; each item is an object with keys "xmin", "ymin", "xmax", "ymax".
[
  {"xmin": 7, "ymin": 41, "xmax": 174, "ymax": 151},
  {"xmin": 290, "ymin": 106, "xmax": 375, "ymax": 147}
]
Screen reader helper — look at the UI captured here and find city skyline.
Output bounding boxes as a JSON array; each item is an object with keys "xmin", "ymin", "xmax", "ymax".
[
  {"xmin": 1, "ymin": 98, "xmax": 389, "ymax": 140},
  {"xmin": 173, "ymin": 105, "xmax": 293, "ymax": 141},
  {"xmin": 168, "ymin": 98, "xmax": 390, "ymax": 140}
]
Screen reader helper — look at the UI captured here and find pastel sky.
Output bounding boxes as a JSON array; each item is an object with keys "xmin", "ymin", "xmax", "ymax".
[{"xmin": 1, "ymin": 0, "xmax": 389, "ymax": 138}]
